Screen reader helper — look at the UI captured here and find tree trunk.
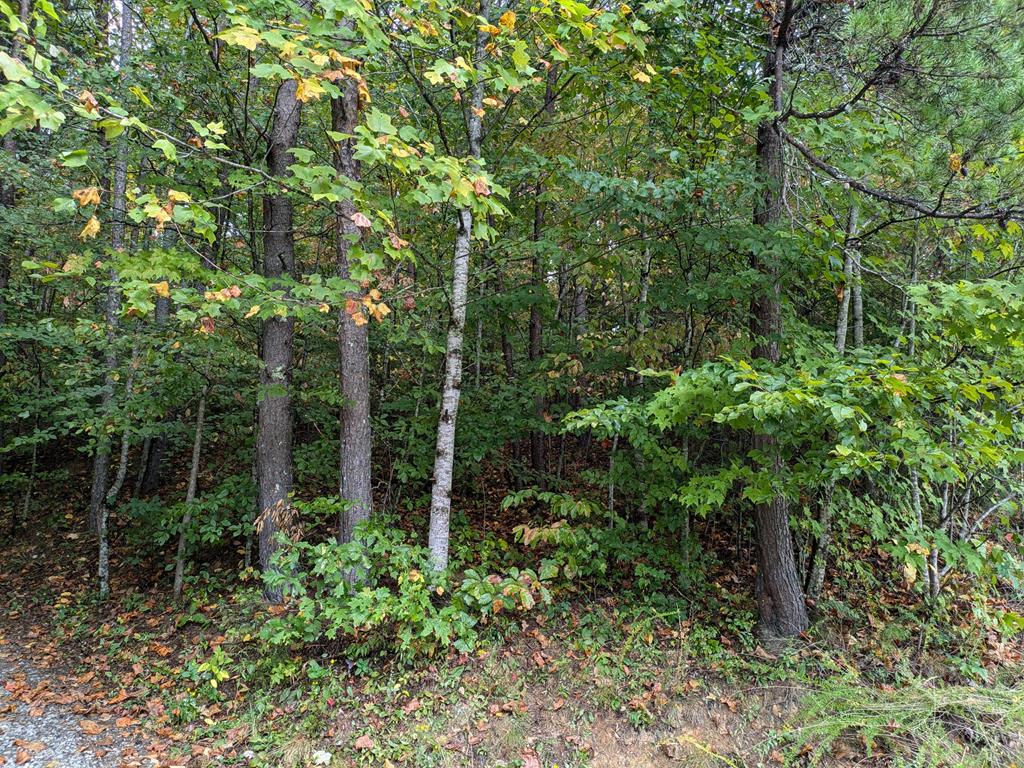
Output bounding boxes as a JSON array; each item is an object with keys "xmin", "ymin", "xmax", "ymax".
[
  {"xmin": 138, "ymin": 292, "xmax": 173, "ymax": 495},
  {"xmin": 0, "ymin": 0, "xmax": 31, "ymax": 483},
  {"xmin": 528, "ymin": 179, "xmax": 546, "ymax": 486},
  {"xmin": 95, "ymin": 0, "xmax": 132, "ymax": 599},
  {"xmin": 173, "ymin": 378, "xmax": 208, "ymax": 600},
  {"xmin": 749, "ymin": 1, "xmax": 808, "ymax": 641},
  {"xmin": 331, "ymin": 78, "xmax": 373, "ymax": 546},
  {"xmin": 834, "ymin": 201, "xmax": 858, "ymax": 355},
  {"xmin": 256, "ymin": 74, "xmax": 302, "ymax": 601},
  {"xmin": 428, "ymin": 0, "xmax": 488, "ymax": 571}
]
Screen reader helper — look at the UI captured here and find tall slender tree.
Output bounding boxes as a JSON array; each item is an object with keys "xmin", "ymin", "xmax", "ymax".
[
  {"xmin": 427, "ymin": 0, "xmax": 489, "ymax": 571},
  {"xmin": 256, "ymin": 23, "xmax": 305, "ymax": 599},
  {"xmin": 332, "ymin": 72, "xmax": 373, "ymax": 546},
  {"xmin": 749, "ymin": 0, "xmax": 809, "ymax": 640}
]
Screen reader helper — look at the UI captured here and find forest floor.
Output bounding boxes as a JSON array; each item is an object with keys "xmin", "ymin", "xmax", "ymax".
[{"xmin": 1, "ymin": 460, "xmax": 1023, "ymax": 767}]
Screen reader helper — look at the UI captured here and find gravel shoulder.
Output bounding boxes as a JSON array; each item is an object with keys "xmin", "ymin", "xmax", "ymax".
[{"xmin": 0, "ymin": 651, "xmax": 139, "ymax": 767}]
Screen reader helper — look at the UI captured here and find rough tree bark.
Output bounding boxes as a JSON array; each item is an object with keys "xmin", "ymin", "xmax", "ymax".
[
  {"xmin": 256, "ymin": 70, "xmax": 303, "ymax": 601},
  {"xmin": 428, "ymin": 0, "xmax": 488, "ymax": 571},
  {"xmin": 331, "ymin": 75, "xmax": 373, "ymax": 546},
  {"xmin": 749, "ymin": 0, "xmax": 809, "ymax": 640}
]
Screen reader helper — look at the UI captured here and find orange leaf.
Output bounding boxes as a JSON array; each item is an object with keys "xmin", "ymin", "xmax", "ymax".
[
  {"xmin": 80, "ymin": 719, "xmax": 105, "ymax": 735},
  {"xmin": 353, "ymin": 734, "xmax": 375, "ymax": 750}
]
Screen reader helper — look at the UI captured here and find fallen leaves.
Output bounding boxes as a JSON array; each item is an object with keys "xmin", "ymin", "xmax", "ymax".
[
  {"xmin": 79, "ymin": 718, "xmax": 105, "ymax": 735},
  {"xmin": 353, "ymin": 733, "xmax": 375, "ymax": 750}
]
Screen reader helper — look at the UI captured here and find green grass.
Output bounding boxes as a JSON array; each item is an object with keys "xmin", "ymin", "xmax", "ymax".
[{"xmin": 780, "ymin": 679, "xmax": 1024, "ymax": 767}]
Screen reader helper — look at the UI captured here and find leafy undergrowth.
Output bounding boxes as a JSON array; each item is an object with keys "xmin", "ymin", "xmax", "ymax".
[
  {"xmin": 2, "ymin": 510, "xmax": 1023, "ymax": 768},
  {"xmin": 1, "ymin": 460, "xmax": 1022, "ymax": 768}
]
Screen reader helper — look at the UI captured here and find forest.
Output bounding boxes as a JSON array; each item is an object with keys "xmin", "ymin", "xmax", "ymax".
[{"xmin": 1, "ymin": 0, "xmax": 1024, "ymax": 765}]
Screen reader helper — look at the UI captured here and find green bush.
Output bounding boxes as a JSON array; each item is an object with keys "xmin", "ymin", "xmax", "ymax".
[{"xmin": 260, "ymin": 506, "xmax": 554, "ymax": 660}]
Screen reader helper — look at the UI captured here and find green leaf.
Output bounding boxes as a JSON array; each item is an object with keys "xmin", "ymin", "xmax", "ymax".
[
  {"xmin": 152, "ymin": 138, "xmax": 177, "ymax": 161},
  {"xmin": 60, "ymin": 149, "xmax": 88, "ymax": 167}
]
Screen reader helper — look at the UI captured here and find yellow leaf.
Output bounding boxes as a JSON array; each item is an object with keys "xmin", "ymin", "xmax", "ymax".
[
  {"xmin": 167, "ymin": 188, "xmax": 191, "ymax": 203},
  {"xmin": 218, "ymin": 25, "xmax": 261, "ymax": 52},
  {"xmin": 78, "ymin": 90, "xmax": 98, "ymax": 113},
  {"xmin": 296, "ymin": 77, "xmax": 325, "ymax": 103},
  {"xmin": 153, "ymin": 281, "xmax": 170, "ymax": 298},
  {"xmin": 482, "ymin": 96, "xmax": 502, "ymax": 108},
  {"xmin": 632, "ymin": 70, "xmax": 651, "ymax": 83},
  {"xmin": 948, "ymin": 152, "xmax": 962, "ymax": 173},
  {"xmin": 498, "ymin": 10, "xmax": 516, "ymax": 31},
  {"xmin": 479, "ymin": 23, "xmax": 501, "ymax": 35},
  {"xmin": 318, "ymin": 302, "xmax": 330, "ymax": 313},
  {"xmin": 72, "ymin": 186, "xmax": 101, "ymax": 206},
  {"xmin": 79, "ymin": 216, "xmax": 100, "ymax": 240},
  {"xmin": 245, "ymin": 305, "xmax": 261, "ymax": 319}
]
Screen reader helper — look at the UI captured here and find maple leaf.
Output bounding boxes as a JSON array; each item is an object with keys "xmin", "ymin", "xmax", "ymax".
[
  {"xmin": 296, "ymin": 77, "xmax": 325, "ymax": 103},
  {"xmin": 78, "ymin": 90, "xmax": 99, "ymax": 113},
  {"xmin": 153, "ymin": 281, "xmax": 170, "ymax": 298},
  {"xmin": 498, "ymin": 10, "xmax": 516, "ymax": 31},
  {"xmin": 350, "ymin": 211, "xmax": 372, "ymax": 228},
  {"xmin": 79, "ymin": 216, "xmax": 100, "ymax": 240},
  {"xmin": 245, "ymin": 305, "xmax": 261, "ymax": 319},
  {"xmin": 72, "ymin": 187, "xmax": 101, "ymax": 206},
  {"xmin": 472, "ymin": 177, "xmax": 491, "ymax": 196}
]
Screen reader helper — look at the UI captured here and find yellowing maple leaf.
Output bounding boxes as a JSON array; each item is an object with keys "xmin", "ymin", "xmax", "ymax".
[
  {"xmin": 72, "ymin": 187, "xmax": 101, "ymax": 206},
  {"xmin": 632, "ymin": 70, "xmax": 651, "ymax": 83},
  {"xmin": 498, "ymin": 10, "xmax": 516, "ymax": 31},
  {"xmin": 245, "ymin": 305, "xmax": 261, "ymax": 319},
  {"xmin": 296, "ymin": 77, "xmax": 325, "ymax": 102},
  {"xmin": 153, "ymin": 281, "xmax": 170, "ymax": 298},
  {"xmin": 79, "ymin": 216, "xmax": 100, "ymax": 240},
  {"xmin": 219, "ymin": 25, "xmax": 262, "ymax": 52},
  {"xmin": 78, "ymin": 90, "xmax": 99, "ymax": 113}
]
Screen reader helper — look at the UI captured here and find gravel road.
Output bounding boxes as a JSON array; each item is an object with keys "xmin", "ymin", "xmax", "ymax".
[{"xmin": 0, "ymin": 657, "xmax": 132, "ymax": 767}]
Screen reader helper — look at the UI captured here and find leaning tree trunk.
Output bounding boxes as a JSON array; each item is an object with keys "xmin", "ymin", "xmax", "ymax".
[
  {"xmin": 331, "ymin": 76, "xmax": 373, "ymax": 547},
  {"xmin": 256, "ymin": 72, "xmax": 303, "ymax": 602},
  {"xmin": 749, "ymin": 0, "xmax": 808, "ymax": 641},
  {"xmin": 173, "ymin": 375, "xmax": 208, "ymax": 600},
  {"xmin": 427, "ymin": 0, "xmax": 488, "ymax": 571}
]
